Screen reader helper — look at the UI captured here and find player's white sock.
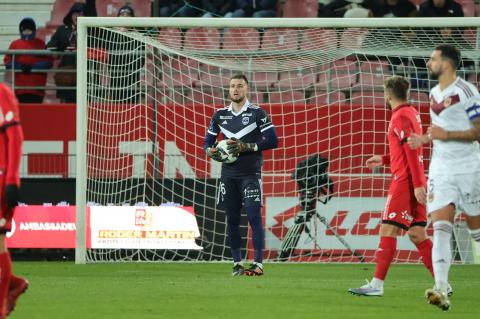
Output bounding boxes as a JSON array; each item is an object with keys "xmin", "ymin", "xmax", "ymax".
[
  {"xmin": 469, "ymin": 228, "xmax": 480, "ymax": 243},
  {"xmin": 370, "ymin": 277, "xmax": 384, "ymax": 288},
  {"xmin": 234, "ymin": 261, "xmax": 243, "ymax": 267},
  {"xmin": 432, "ymin": 221, "xmax": 453, "ymax": 293}
]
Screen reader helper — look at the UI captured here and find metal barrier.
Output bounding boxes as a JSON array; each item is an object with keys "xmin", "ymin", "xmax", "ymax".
[{"xmin": 0, "ymin": 49, "xmax": 76, "ymax": 100}]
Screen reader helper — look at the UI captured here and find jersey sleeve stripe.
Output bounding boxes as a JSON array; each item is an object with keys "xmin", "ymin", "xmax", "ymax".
[
  {"xmin": 260, "ymin": 124, "xmax": 274, "ymax": 132},
  {"xmin": 0, "ymin": 121, "xmax": 20, "ymax": 132},
  {"xmin": 207, "ymin": 130, "xmax": 218, "ymax": 136}
]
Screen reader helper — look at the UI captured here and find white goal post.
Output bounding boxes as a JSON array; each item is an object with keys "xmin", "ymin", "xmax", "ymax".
[{"xmin": 76, "ymin": 17, "xmax": 480, "ymax": 264}]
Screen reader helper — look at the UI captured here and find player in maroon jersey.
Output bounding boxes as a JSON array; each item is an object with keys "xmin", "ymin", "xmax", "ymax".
[
  {"xmin": 0, "ymin": 83, "xmax": 28, "ymax": 318},
  {"xmin": 348, "ymin": 75, "xmax": 439, "ymax": 296}
]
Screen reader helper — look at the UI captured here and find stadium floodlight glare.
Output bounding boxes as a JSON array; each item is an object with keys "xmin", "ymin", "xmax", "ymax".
[{"xmin": 76, "ymin": 17, "xmax": 480, "ymax": 264}]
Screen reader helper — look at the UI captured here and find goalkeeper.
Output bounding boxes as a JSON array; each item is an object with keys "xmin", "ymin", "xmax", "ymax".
[
  {"xmin": 349, "ymin": 76, "xmax": 442, "ymax": 296},
  {"xmin": 204, "ymin": 74, "xmax": 278, "ymax": 276}
]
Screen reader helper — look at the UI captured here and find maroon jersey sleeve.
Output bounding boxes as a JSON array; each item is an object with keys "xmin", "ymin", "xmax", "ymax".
[
  {"xmin": 0, "ymin": 83, "xmax": 23, "ymax": 185},
  {"xmin": 393, "ymin": 113, "xmax": 426, "ymax": 188}
]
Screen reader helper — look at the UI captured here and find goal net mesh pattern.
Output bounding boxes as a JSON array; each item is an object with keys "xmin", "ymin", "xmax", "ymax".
[{"xmin": 79, "ymin": 22, "xmax": 478, "ymax": 263}]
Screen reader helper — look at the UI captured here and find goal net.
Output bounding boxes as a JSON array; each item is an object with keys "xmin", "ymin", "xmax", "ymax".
[{"xmin": 76, "ymin": 17, "xmax": 480, "ymax": 264}]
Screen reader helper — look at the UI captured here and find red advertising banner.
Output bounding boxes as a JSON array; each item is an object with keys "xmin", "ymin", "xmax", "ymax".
[{"xmin": 6, "ymin": 205, "xmax": 76, "ymax": 248}]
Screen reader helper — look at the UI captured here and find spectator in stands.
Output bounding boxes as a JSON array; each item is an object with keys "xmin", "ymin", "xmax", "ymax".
[
  {"xmin": 47, "ymin": 1, "xmax": 96, "ymax": 103},
  {"xmin": 419, "ymin": 0, "xmax": 464, "ymax": 47},
  {"xmin": 159, "ymin": 0, "xmax": 203, "ymax": 17},
  {"xmin": 3, "ymin": 18, "xmax": 53, "ymax": 103},
  {"xmin": 202, "ymin": 1, "xmax": 234, "ymax": 17},
  {"xmin": 118, "ymin": 4, "xmax": 135, "ymax": 17},
  {"xmin": 418, "ymin": 0, "xmax": 464, "ymax": 17},
  {"xmin": 370, "ymin": 0, "xmax": 418, "ymax": 17},
  {"xmin": 225, "ymin": 0, "xmax": 278, "ymax": 17},
  {"xmin": 319, "ymin": 0, "xmax": 373, "ymax": 17}
]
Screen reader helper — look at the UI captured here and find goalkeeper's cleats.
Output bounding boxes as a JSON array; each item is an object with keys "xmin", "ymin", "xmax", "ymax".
[
  {"xmin": 245, "ymin": 262, "xmax": 264, "ymax": 276},
  {"xmin": 425, "ymin": 288, "xmax": 450, "ymax": 311},
  {"xmin": 348, "ymin": 280, "xmax": 384, "ymax": 296},
  {"xmin": 232, "ymin": 264, "xmax": 244, "ymax": 276}
]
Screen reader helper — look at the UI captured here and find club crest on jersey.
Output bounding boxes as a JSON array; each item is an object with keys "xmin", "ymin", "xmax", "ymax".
[
  {"xmin": 444, "ymin": 97, "xmax": 452, "ymax": 107},
  {"xmin": 242, "ymin": 117, "xmax": 250, "ymax": 125}
]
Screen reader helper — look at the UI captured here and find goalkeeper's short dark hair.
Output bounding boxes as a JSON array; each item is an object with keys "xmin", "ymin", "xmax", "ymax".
[
  {"xmin": 435, "ymin": 44, "xmax": 461, "ymax": 70},
  {"xmin": 384, "ymin": 75, "xmax": 410, "ymax": 101},
  {"xmin": 230, "ymin": 74, "xmax": 249, "ymax": 84}
]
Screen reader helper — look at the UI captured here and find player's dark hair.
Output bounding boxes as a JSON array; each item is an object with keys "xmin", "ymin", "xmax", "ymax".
[
  {"xmin": 230, "ymin": 74, "xmax": 248, "ymax": 84},
  {"xmin": 435, "ymin": 44, "xmax": 461, "ymax": 70},
  {"xmin": 384, "ymin": 75, "xmax": 410, "ymax": 101}
]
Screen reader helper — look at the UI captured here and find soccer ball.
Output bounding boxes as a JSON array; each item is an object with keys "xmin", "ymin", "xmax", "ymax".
[{"xmin": 216, "ymin": 139, "xmax": 238, "ymax": 164}]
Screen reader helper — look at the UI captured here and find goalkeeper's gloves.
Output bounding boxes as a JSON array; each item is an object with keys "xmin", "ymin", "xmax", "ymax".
[
  {"xmin": 206, "ymin": 142, "xmax": 225, "ymax": 162},
  {"xmin": 5, "ymin": 184, "xmax": 20, "ymax": 209},
  {"xmin": 226, "ymin": 138, "xmax": 257, "ymax": 156}
]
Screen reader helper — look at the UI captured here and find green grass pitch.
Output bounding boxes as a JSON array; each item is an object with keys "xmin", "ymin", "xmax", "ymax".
[{"xmin": 10, "ymin": 262, "xmax": 480, "ymax": 319}]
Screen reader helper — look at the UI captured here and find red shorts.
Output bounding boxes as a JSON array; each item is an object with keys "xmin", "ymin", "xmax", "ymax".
[
  {"xmin": 0, "ymin": 176, "xmax": 14, "ymax": 232},
  {"xmin": 382, "ymin": 181, "xmax": 427, "ymax": 230}
]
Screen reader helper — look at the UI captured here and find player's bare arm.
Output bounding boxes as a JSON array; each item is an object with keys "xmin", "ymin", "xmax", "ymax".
[
  {"xmin": 428, "ymin": 118, "xmax": 480, "ymax": 142},
  {"xmin": 365, "ymin": 155, "xmax": 383, "ymax": 169}
]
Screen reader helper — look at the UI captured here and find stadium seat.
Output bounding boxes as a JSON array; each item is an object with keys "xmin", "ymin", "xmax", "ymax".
[
  {"xmin": 268, "ymin": 90, "xmax": 305, "ymax": 103},
  {"xmin": 223, "ymin": 28, "xmax": 260, "ymax": 51},
  {"xmin": 96, "ymin": 0, "xmax": 151, "ymax": 17},
  {"xmin": 199, "ymin": 71, "xmax": 233, "ymax": 88},
  {"xmin": 261, "ymin": 28, "xmax": 299, "ymax": 51},
  {"xmin": 356, "ymin": 60, "xmax": 391, "ymax": 89},
  {"xmin": 410, "ymin": 91, "xmax": 429, "ymax": 104},
  {"xmin": 162, "ymin": 57, "xmax": 200, "ymax": 73},
  {"xmin": 283, "ymin": 0, "xmax": 318, "ymax": 17},
  {"xmin": 249, "ymin": 92, "xmax": 265, "ymax": 104},
  {"xmin": 250, "ymin": 72, "xmax": 278, "ymax": 89},
  {"xmin": 187, "ymin": 89, "xmax": 225, "ymax": 105},
  {"xmin": 48, "ymin": 0, "xmax": 77, "ymax": 27},
  {"xmin": 184, "ymin": 28, "xmax": 221, "ymax": 51},
  {"xmin": 275, "ymin": 70, "xmax": 316, "ymax": 89},
  {"xmin": 163, "ymin": 71, "xmax": 199, "ymax": 87},
  {"xmin": 339, "ymin": 28, "xmax": 369, "ymax": 50},
  {"xmin": 308, "ymin": 91, "xmax": 346, "ymax": 106},
  {"xmin": 158, "ymin": 28, "xmax": 183, "ymax": 50},
  {"xmin": 316, "ymin": 59, "xmax": 358, "ymax": 90},
  {"xmin": 300, "ymin": 28, "xmax": 338, "ymax": 51},
  {"xmin": 351, "ymin": 91, "xmax": 385, "ymax": 107}
]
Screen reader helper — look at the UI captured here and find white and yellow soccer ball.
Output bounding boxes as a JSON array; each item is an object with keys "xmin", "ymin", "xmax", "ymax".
[{"xmin": 216, "ymin": 139, "xmax": 238, "ymax": 164}]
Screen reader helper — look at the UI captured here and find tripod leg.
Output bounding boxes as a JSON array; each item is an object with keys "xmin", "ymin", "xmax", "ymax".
[
  {"xmin": 318, "ymin": 216, "xmax": 365, "ymax": 262},
  {"xmin": 278, "ymin": 223, "xmax": 305, "ymax": 261}
]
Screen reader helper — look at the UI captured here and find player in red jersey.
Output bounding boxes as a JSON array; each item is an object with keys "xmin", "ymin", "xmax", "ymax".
[
  {"xmin": 0, "ymin": 83, "xmax": 28, "ymax": 318},
  {"xmin": 348, "ymin": 76, "xmax": 437, "ymax": 296}
]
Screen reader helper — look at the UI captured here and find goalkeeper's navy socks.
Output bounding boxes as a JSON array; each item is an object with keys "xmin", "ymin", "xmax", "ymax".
[
  {"xmin": 231, "ymin": 249, "xmax": 242, "ymax": 263},
  {"xmin": 416, "ymin": 238, "xmax": 434, "ymax": 276},
  {"xmin": 374, "ymin": 236, "xmax": 396, "ymax": 280},
  {"xmin": 246, "ymin": 206, "xmax": 264, "ymax": 263}
]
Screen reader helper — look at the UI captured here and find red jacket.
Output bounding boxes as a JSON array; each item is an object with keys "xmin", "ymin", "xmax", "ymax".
[{"xmin": 3, "ymin": 38, "xmax": 53, "ymax": 97}]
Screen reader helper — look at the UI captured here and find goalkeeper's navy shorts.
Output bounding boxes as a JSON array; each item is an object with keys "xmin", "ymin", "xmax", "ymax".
[
  {"xmin": 382, "ymin": 180, "xmax": 427, "ymax": 230},
  {"xmin": 217, "ymin": 176, "xmax": 262, "ymax": 211}
]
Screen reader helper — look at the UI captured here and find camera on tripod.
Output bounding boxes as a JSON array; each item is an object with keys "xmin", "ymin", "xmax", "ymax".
[
  {"xmin": 291, "ymin": 154, "xmax": 334, "ymax": 223},
  {"xmin": 278, "ymin": 154, "xmax": 334, "ymax": 261}
]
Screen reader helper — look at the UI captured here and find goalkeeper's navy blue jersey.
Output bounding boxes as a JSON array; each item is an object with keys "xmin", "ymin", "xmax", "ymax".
[{"xmin": 206, "ymin": 100, "xmax": 275, "ymax": 178}]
